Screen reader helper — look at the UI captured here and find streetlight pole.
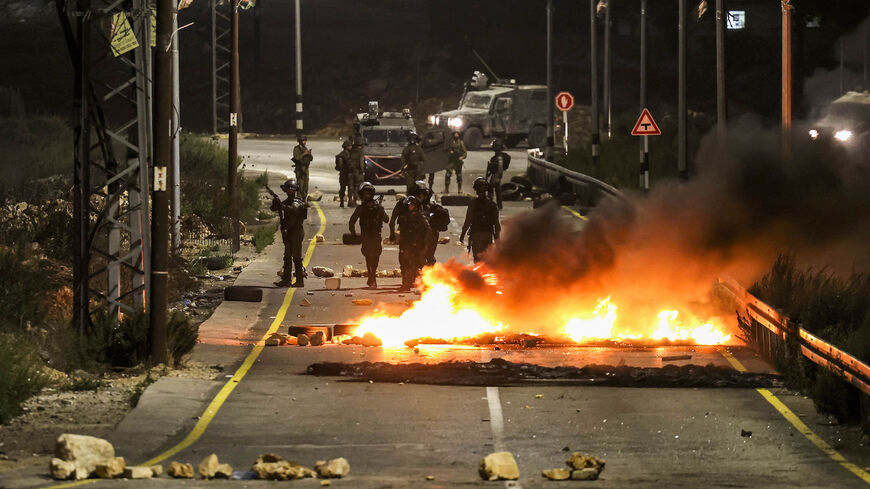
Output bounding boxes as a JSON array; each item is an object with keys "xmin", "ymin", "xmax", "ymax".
[
  {"xmin": 546, "ymin": 0, "xmax": 554, "ymax": 153},
  {"xmin": 171, "ymin": 6, "xmax": 181, "ymax": 254},
  {"xmin": 716, "ymin": 0, "xmax": 726, "ymax": 145},
  {"xmin": 781, "ymin": 0, "xmax": 792, "ymax": 159},
  {"xmin": 604, "ymin": 0, "xmax": 612, "ymax": 139},
  {"xmin": 294, "ymin": 0, "xmax": 303, "ymax": 137},
  {"xmin": 590, "ymin": 0, "xmax": 600, "ymax": 168},
  {"xmin": 639, "ymin": 0, "xmax": 648, "ymax": 189},
  {"xmin": 228, "ymin": 0, "xmax": 240, "ymax": 253},
  {"xmin": 677, "ymin": 0, "xmax": 688, "ymax": 180}
]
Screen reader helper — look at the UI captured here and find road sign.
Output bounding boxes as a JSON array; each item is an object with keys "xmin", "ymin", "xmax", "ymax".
[
  {"xmin": 555, "ymin": 92, "xmax": 574, "ymax": 112},
  {"xmin": 631, "ymin": 108, "xmax": 661, "ymax": 136}
]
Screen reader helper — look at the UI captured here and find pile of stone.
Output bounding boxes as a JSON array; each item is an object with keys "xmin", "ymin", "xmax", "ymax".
[
  {"xmin": 542, "ymin": 452, "xmax": 606, "ymax": 481},
  {"xmin": 251, "ymin": 454, "xmax": 349, "ymax": 481},
  {"xmin": 341, "ymin": 265, "xmax": 402, "ymax": 278},
  {"xmin": 335, "ymin": 332, "xmax": 383, "ymax": 347},
  {"xmin": 311, "ymin": 266, "xmax": 335, "ymax": 277}
]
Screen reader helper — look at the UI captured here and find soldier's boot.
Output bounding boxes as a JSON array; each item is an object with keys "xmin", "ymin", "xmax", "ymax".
[
  {"xmin": 291, "ymin": 258, "xmax": 305, "ymax": 287},
  {"xmin": 444, "ymin": 175, "xmax": 450, "ymax": 194},
  {"xmin": 457, "ymin": 176, "xmax": 462, "ymax": 194}
]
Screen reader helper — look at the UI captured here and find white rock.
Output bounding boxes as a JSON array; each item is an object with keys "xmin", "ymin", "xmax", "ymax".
[
  {"xmin": 54, "ymin": 434, "xmax": 115, "ymax": 480},
  {"xmin": 50, "ymin": 458, "xmax": 75, "ymax": 480},
  {"xmin": 124, "ymin": 466, "xmax": 154, "ymax": 479},
  {"xmin": 315, "ymin": 458, "xmax": 350, "ymax": 478},
  {"xmin": 478, "ymin": 452, "xmax": 519, "ymax": 481}
]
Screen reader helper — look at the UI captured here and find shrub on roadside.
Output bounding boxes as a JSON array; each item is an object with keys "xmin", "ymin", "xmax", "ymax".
[
  {"xmin": 88, "ymin": 310, "xmax": 149, "ymax": 368},
  {"xmin": 252, "ymin": 224, "xmax": 277, "ymax": 253},
  {"xmin": 0, "ymin": 332, "xmax": 49, "ymax": 423},
  {"xmin": 168, "ymin": 310, "xmax": 199, "ymax": 366}
]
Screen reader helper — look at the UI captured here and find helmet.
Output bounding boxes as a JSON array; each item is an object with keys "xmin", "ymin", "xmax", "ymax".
[
  {"xmin": 352, "ymin": 136, "xmax": 365, "ymax": 147},
  {"xmin": 473, "ymin": 177, "xmax": 490, "ymax": 193},
  {"xmin": 452, "ymin": 131, "xmax": 461, "ymax": 139},
  {"xmin": 297, "ymin": 134, "xmax": 307, "ymax": 143},
  {"xmin": 341, "ymin": 139, "xmax": 352, "ymax": 149},
  {"xmin": 408, "ymin": 132, "xmax": 419, "ymax": 143},
  {"xmin": 414, "ymin": 180, "xmax": 429, "ymax": 193},
  {"xmin": 403, "ymin": 195, "xmax": 421, "ymax": 210},
  {"xmin": 359, "ymin": 181, "xmax": 376, "ymax": 196},
  {"xmin": 491, "ymin": 139, "xmax": 504, "ymax": 151},
  {"xmin": 281, "ymin": 179, "xmax": 299, "ymax": 192}
]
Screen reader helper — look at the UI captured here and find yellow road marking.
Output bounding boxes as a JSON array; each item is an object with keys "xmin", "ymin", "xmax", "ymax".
[
  {"xmin": 42, "ymin": 203, "xmax": 327, "ymax": 489},
  {"xmin": 561, "ymin": 205, "xmax": 588, "ymax": 221},
  {"xmin": 721, "ymin": 349, "xmax": 870, "ymax": 485}
]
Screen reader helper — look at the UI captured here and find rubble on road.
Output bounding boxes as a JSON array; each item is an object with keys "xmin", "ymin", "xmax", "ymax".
[
  {"xmin": 167, "ymin": 461, "xmax": 195, "ymax": 478},
  {"xmin": 198, "ymin": 453, "xmax": 220, "ymax": 479},
  {"xmin": 566, "ymin": 452, "xmax": 605, "ymax": 472},
  {"xmin": 215, "ymin": 463, "xmax": 234, "ymax": 479},
  {"xmin": 51, "ymin": 433, "xmax": 116, "ymax": 480},
  {"xmin": 265, "ymin": 333, "xmax": 291, "ymax": 346},
  {"xmin": 478, "ymin": 452, "xmax": 520, "ymax": 480},
  {"xmin": 297, "ymin": 334, "xmax": 310, "ymax": 346},
  {"xmin": 310, "ymin": 331, "xmax": 325, "ymax": 346},
  {"xmin": 315, "ymin": 233, "xmax": 325, "ymax": 242},
  {"xmin": 438, "ymin": 236, "xmax": 451, "ymax": 244},
  {"xmin": 340, "ymin": 332, "xmax": 383, "ymax": 347},
  {"xmin": 300, "ymin": 298, "xmax": 312, "ymax": 306},
  {"xmin": 324, "ymin": 277, "xmax": 341, "ymax": 289},
  {"xmin": 150, "ymin": 464, "xmax": 163, "ymax": 476},
  {"xmin": 315, "ymin": 457, "xmax": 350, "ymax": 478},
  {"xmin": 571, "ymin": 468, "xmax": 600, "ymax": 480},
  {"xmin": 94, "ymin": 456, "xmax": 125, "ymax": 479},
  {"xmin": 311, "ymin": 266, "xmax": 335, "ymax": 277},
  {"xmin": 352, "ymin": 298, "xmax": 373, "ymax": 306},
  {"xmin": 124, "ymin": 466, "xmax": 154, "ymax": 479},
  {"xmin": 541, "ymin": 468, "xmax": 571, "ymax": 480},
  {"xmin": 307, "ymin": 190, "xmax": 324, "ymax": 202},
  {"xmin": 251, "ymin": 459, "xmax": 317, "ymax": 480},
  {"xmin": 342, "ymin": 265, "xmax": 354, "ymax": 277}
]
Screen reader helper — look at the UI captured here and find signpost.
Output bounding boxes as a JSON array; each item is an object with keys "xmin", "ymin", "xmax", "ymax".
[
  {"xmin": 631, "ymin": 108, "xmax": 661, "ymax": 189},
  {"xmin": 556, "ymin": 91, "xmax": 574, "ymax": 152}
]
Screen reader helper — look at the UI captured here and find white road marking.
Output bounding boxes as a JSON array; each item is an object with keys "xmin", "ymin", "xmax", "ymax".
[{"xmin": 486, "ymin": 386, "xmax": 506, "ymax": 452}]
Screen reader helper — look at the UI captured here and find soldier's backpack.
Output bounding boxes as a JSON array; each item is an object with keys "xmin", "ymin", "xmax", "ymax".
[
  {"xmin": 334, "ymin": 153, "xmax": 343, "ymax": 172},
  {"xmin": 428, "ymin": 203, "xmax": 450, "ymax": 232},
  {"xmin": 501, "ymin": 153, "xmax": 512, "ymax": 170}
]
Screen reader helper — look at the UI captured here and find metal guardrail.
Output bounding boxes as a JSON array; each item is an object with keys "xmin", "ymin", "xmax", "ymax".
[
  {"xmin": 717, "ymin": 276, "xmax": 870, "ymax": 397},
  {"xmin": 526, "ymin": 153, "xmax": 623, "ymax": 207}
]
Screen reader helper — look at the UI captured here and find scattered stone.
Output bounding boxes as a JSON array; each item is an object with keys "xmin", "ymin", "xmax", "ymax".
[
  {"xmin": 255, "ymin": 454, "xmax": 284, "ymax": 464},
  {"xmin": 314, "ymin": 233, "xmax": 325, "ymax": 242},
  {"xmin": 199, "ymin": 453, "xmax": 220, "ymax": 479},
  {"xmin": 149, "ymin": 464, "xmax": 163, "ymax": 477},
  {"xmin": 297, "ymin": 334, "xmax": 310, "ymax": 346},
  {"xmin": 376, "ymin": 269, "xmax": 389, "ymax": 277},
  {"xmin": 542, "ymin": 468, "xmax": 571, "ymax": 480},
  {"xmin": 352, "ymin": 298, "xmax": 373, "ymax": 306},
  {"xmin": 324, "ymin": 277, "xmax": 341, "ymax": 289},
  {"xmin": 350, "ymin": 268, "xmax": 368, "ymax": 277},
  {"xmin": 307, "ymin": 190, "xmax": 324, "ymax": 202},
  {"xmin": 535, "ymin": 394, "xmax": 544, "ymax": 399},
  {"xmin": 342, "ymin": 265, "xmax": 354, "ymax": 277},
  {"xmin": 361, "ymin": 332, "xmax": 383, "ymax": 347},
  {"xmin": 54, "ymin": 434, "xmax": 115, "ymax": 480},
  {"xmin": 571, "ymin": 468, "xmax": 600, "ymax": 480},
  {"xmin": 252, "ymin": 460, "xmax": 316, "ymax": 480},
  {"xmin": 438, "ymin": 236, "xmax": 450, "ymax": 244},
  {"xmin": 315, "ymin": 457, "xmax": 350, "ymax": 478},
  {"xmin": 478, "ymin": 452, "xmax": 520, "ymax": 481},
  {"xmin": 310, "ymin": 331, "xmax": 325, "ymax": 346},
  {"xmin": 95, "ymin": 456, "xmax": 126, "ymax": 479},
  {"xmin": 167, "ymin": 461, "xmax": 195, "ymax": 479},
  {"xmin": 426, "ymin": 475, "xmax": 435, "ymax": 480},
  {"xmin": 124, "ymin": 466, "xmax": 154, "ymax": 479},
  {"xmin": 214, "ymin": 463, "xmax": 233, "ymax": 479},
  {"xmin": 321, "ymin": 481, "xmax": 332, "ymax": 486},
  {"xmin": 741, "ymin": 429, "xmax": 752, "ymax": 437},
  {"xmin": 391, "ymin": 268, "xmax": 402, "ymax": 277},
  {"xmin": 50, "ymin": 458, "xmax": 76, "ymax": 480},
  {"xmin": 311, "ymin": 266, "xmax": 335, "ymax": 277},
  {"xmin": 300, "ymin": 298, "xmax": 312, "ymax": 306},
  {"xmin": 566, "ymin": 452, "xmax": 605, "ymax": 472},
  {"xmin": 266, "ymin": 333, "xmax": 290, "ymax": 346}
]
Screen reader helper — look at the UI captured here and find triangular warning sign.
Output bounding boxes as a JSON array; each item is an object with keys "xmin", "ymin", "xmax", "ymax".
[{"xmin": 631, "ymin": 108, "xmax": 661, "ymax": 136}]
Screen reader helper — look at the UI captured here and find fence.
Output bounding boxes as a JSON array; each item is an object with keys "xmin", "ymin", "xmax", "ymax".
[{"xmin": 526, "ymin": 153, "xmax": 623, "ymax": 208}]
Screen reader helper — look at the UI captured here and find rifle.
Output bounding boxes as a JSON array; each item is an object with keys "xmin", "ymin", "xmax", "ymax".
[{"xmin": 264, "ymin": 185, "xmax": 280, "ymax": 200}]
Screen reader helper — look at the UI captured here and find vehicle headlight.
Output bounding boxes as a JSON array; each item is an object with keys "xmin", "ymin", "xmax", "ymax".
[
  {"xmin": 834, "ymin": 129, "xmax": 853, "ymax": 142},
  {"xmin": 435, "ymin": 116, "xmax": 440, "ymax": 126},
  {"xmin": 808, "ymin": 129, "xmax": 819, "ymax": 140},
  {"xmin": 447, "ymin": 117, "xmax": 463, "ymax": 129},
  {"xmin": 427, "ymin": 115, "xmax": 436, "ymax": 125}
]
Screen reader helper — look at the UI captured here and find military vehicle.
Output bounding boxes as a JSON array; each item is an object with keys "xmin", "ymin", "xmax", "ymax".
[
  {"xmin": 354, "ymin": 102, "xmax": 417, "ymax": 186},
  {"xmin": 427, "ymin": 72, "xmax": 548, "ymax": 150},
  {"xmin": 807, "ymin": 91, "xmax": 870, "ymax": 154}
]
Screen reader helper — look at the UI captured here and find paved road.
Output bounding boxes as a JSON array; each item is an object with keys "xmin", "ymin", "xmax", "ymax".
[{"xmin": 4, "ymin": 143, "xmax": 870, "ymax": 489}]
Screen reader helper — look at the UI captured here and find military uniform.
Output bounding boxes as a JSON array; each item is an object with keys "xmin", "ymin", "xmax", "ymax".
[
  {"xmin": 445, "ymin": 136, "xmax": 468, "ymax": 193},
  {"xmin": 397, "ymin": 199, "xmax": 431, "ymax": 291},
  {"xmin": 415, "ymin": 188, "xmax": 449, "ymax": 267},
  {"xmin": 486, "ymin": 147, "xmax": 510, "ymax": 210},
  {"xmin": 460, "ymin": 190, "xmax": 500, "ymax": 263},
  {"xmin": 335, "ymin": 143, "xmax": 352, "ymax": 207},
  {"xmin": 292, "ymin": 141, "xmax": 313, "ymax": 200},
  {"xmin": 400, "ymin": 141, "xmax": 425, "ymax": 195},
  {"xmin": 348, "ymin": 189, "xmax": 389, "ymax": 288},
  {"xmin": 271, "ymin": 185, "xmax": 308, "ymax": 286},
  {"xmin": 347, "ymin": 143, "xmax": 366, "ymax": 206}
]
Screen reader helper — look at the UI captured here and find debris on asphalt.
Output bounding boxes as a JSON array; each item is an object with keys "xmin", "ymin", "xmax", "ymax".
[
  {"xmin": 51, "ymin": 433, "xmax": 116, "ymax": 480},
  {"xmin": 94, "ymin": 456, "xmax": 125, "ymax": 479},
  {"xmin": 168, "ymin": 461, "xmax": 195, "ymax": 478},
  {"xmin": 535, "ymin": 394, "xmax": 544, "ymax": 399},
  {"xmin": 426, "ymin": 475, "xmax": 435, "ymax": 480},
  {"xmin": 149, "ymin": 464, "xmax": 163, "ymax": 477},
  {"xmin": 342, "ymin": 265, "xmax": 354, "ymax": 277},
  {"xmin": 661, "ymin": 354, "xmax": 693, "ymax": 362},
  {"xmin": 324, "ymin": 277, "xmax": 341, "ymax": 289},
  {"xmin": 315, "ymin": 233, "xmax": 325, "ymax": 242},
  {"xmin": 307, "ymin": 190, "xmax": 324, "ymax": 202},
  {"xmin": 297, "ymin": 334, "xmax": 310, "ymax": 347},
  {"xmin": 215, "ymin": 463, "xmax": 234, "ymax": 479},
  {"xmin": 541, "ymin": 468, "xmax": 571, "ymax": 480},
  {"xmin": 352, "ymin": 298, "xmax": 373, "ymax": 306},
  {"xmin": 265, "ymin": 333, "xmax": 291, "ymax": 346},
  {"xmin": 321, "ymin": 481, "xmax": 332, "ymax": 486},
  {"xmin": 311, "ymin": 266, "xmax": 334, "ymax": 277},
  {"xmin": 300, "ymin": 298, "xmax": 312, "ymax": 306},
  {"xmin": 566, "ymin": 452, "xmax": 605, "ymax": 481},
  {"xmin": 741, "ymin": 429, "xmax": 753, "ymax": 437},
  {"xmin": 315, "ymin": 457, "xmax": 350, "ymax": 478},
  {"xmin": 438, "ymin": 236, "xmax": 451, "ymax": 244},
  {"xmin": 571, "ymin": 468, "xmax": 600, "ymax": 480},
  {"xmin": 251, "ymin": 457, "xmax": 317, "ymax": 480},
  {"xmin": 123, "ymin": 466, "xmax": 154, "ymax": 479},
  {"xmin": 479, "ymin": 452, "xmax": 520, "ymax": 481},
  {"xmin": 198, "ymin": 453, "xmax": 220, "ymax": 479},
  {"xmin": 310, "ymin": 331, "xmax": 325, "ymax": 346},
  {"xmin": 255, "ymin": 454, "xmax": 284, "ymax": 464},
  {"xmin": 332, "ymin": 334, "xmax": 351, "ymax": 344},
  {"xmin": 362, "ymin": 332, "xmax": 383, "ymax": 347}
]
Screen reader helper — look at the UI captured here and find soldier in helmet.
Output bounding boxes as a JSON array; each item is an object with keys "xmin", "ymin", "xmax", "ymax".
[
  {"xmin": 445, "ymin": 130, "xmax": 468, "ymax": 193},
  {"xmin": 460, "ymin": 177, "xmax": 500, "ymax": 262},
  {"xmin": 486, "ymin": 139, "xmax": 511, "ymax": 210},
  {"xmin": 349, "ymin": 182, "xmax": 389, "ymax": 288},
  {"xmin": 413, "ymin": 180, "xmax": 450, "ymax": 266},
  {"xmin": 396, "ymin": 195, "xmax": 431, "ymax": 291},
  {"xmin": 271, "ymin": 179, "xmax": 308, "ymax": 287},
  {"xmin": 400, "ymin": 132, "xmax": 425, "ymax": 195},
  {"xmin": 335, "ymin": 139, "xmax": 352, "ymax": 208},
  {"xmin": 347, "ymin": 137, "xmax": 366, "ymax": 207},
  {"xmin": 292, "ymin": 134, "xmax": 313, "ymax": 201}
]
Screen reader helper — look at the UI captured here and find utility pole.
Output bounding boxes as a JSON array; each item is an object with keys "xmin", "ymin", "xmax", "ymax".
[
  {"xmin": 781, "ymin": 0, "xmax": 792, "ymax": 159},
  {"xmin": 604, "ymin": 0, "xmax": 612, "ymax": 139},
  {"xmin": 546, "ymin": 0, "xmax": 554, "ymax": 152},
  {"xmin": 590, "ymin": 0, "xmax": 600, "ymax": 167},
  {"xmin": 229, "ymin": 0, "xmax": 240, "ymax": 253},
  {"xmin": 171, "ymin": 6, "xmax": 181, "ymax": 254},
  {"xmin": 639, "ymin": 0, "xmax": 649, "ymax": 189},
  {"xmin": 150, "ymin": 0, "xmax": 173, "ymax": 365},
  {"xmin": 677, "ymin": 0, "xmax": 688, "ymax": 180},
  {"xmin": 294, "ymin": 0, "xmax": 303, "ymax": 137},
  {"xmin": 72, "ymin": 0, "xmax": 91, "ymax": 336},
  {"xmin": 716, "ymin": 0, "xmax": 726, "ymax": 145}
]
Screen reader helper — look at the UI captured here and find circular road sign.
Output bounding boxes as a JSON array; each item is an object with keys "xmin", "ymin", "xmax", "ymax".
[{"xmin": 555, "ymin": 91, "xmax": 574, "ymax": 112}]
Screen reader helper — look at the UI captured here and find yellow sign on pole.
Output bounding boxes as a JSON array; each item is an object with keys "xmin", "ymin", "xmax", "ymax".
[{"xmin": 110, "ymin": 12, "xmax": 139, "ymax": 57}]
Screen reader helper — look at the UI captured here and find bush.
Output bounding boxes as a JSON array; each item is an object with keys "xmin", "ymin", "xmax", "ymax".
[
  {"xmin": 255, "ymin": 171, "xmax": 269, "ymax": 186},
  {"xmin": 168, "ymin": 311, "xmax": 199, "ymax": 366},
  {"xmin": 179, "ymin": 133, "xmax": 261, "ymax": 235},
  {"xmin": 252, "ymin": 224, "xmax": 277, "ymax": 253},
  {"xmin": 0, "ymin": 245, "xmax": 63, "ymax": 331},
  {"xmin": 88, "ymin": 310, "xmax": 149, "ymax": 368},
  {"xmin": 0, "ymin": 332, "xmax": 49, "ymax": 423}
]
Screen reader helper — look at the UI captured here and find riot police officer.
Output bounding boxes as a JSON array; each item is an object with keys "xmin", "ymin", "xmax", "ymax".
[
  {"xmin": 271, "ymin": 179, "xmax": 308, "ymax": 287},
  {"xmin": 347, "ymin": 137, "xmax": 366, "ymax": 207},
  {"xmin": 445, "ymin": 131, "xmax": 467, "ymax": 193},
  {"xmin": 335, "ymin": 139, "xmax": 352, "ymax": 208},
  {"xmin": 348, "ymin": 182, "xmax": 389, "ymax": 288},
  {"xmin": 460, "ymin": 177, "xmax": 500, "ymax": 263},
  {"xmin": 486, "ymin": 139, "xmax": 510, "ymax": 210},
  {"xmin": 400, "ymin": 133, "xmax": 425, "ymax": 195},
  {"xmin": 292, "ymin": 134, "xmax": 313, "ymax": 201},
  {"xmin": 397, "ymin": 195, "xmax": 430, "ymax": 291}
]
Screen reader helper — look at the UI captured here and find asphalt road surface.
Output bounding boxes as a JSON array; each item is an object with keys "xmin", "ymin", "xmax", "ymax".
[{"xmin": 4, "ymin": 139, "xmax": 870, "ymax": 489}]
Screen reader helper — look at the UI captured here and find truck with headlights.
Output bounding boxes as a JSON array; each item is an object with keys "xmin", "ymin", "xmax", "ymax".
[
  {"xmin": 807, "ymin": 91, "xmax": 869, "ymax": 153},
  {"xmin": 427, "ymin": 73, "xmax": 548, "ymax": 150}
]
